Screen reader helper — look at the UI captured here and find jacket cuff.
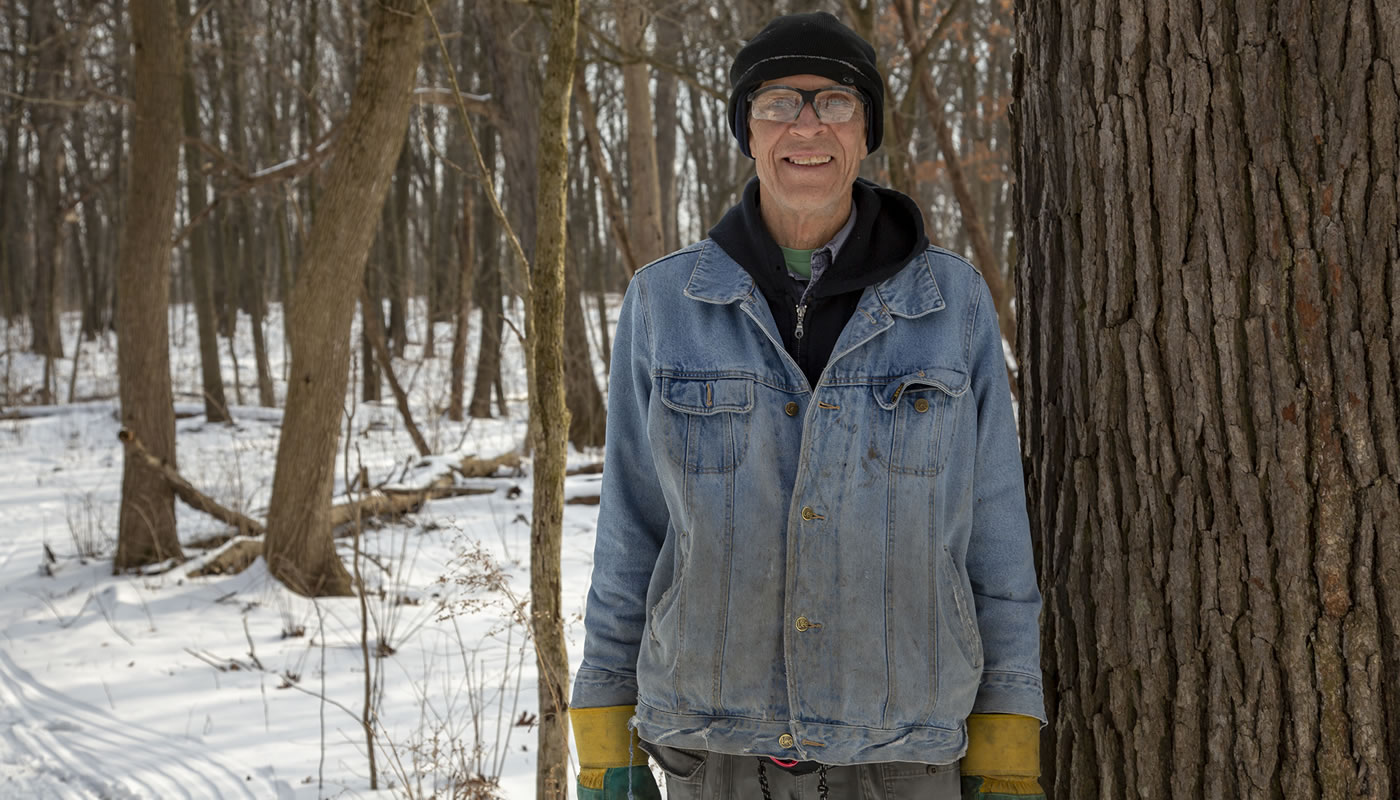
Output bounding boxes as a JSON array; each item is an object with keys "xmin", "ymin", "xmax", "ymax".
[
  {"xmin": 571, "ymin": 667, "xmax": 640, "ymax": 708},
  {"xmin": 571, "ymin": 705, "xmax": 649, "ymax": 769},
  {"xmin": 961, "ymin": 713, "xmax": 1041, "ymax": 778},
  {"xmin": 971, "ymin": 670, "xmax": 1047, "ymax": 723}
]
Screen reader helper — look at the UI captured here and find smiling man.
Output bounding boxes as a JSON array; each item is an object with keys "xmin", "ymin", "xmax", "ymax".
[{"xmin": 571, "ymin": 12, "xmax": 1046, "ymax": 800}]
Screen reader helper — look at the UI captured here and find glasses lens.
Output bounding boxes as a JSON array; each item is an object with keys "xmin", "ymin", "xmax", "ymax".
[
  {"xmin": 813, "ymin": 90, "xmax": 859, "ymax": 123},
  {"xmin": 750, "ymin": 87, "xmax": 862, "ymax": 123},
  {"xmin": 751, "ymin": 89, "xmax": 804, "ymax": 121}
]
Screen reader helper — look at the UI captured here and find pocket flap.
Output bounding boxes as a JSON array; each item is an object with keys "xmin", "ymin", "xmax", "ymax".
[
  {"xmin": 659, "ymin": 377, "xmax": 754, "ymax": 415},
  {"xmin": 873, "ymin": 368, "xmax": 969, "ymax": 410}
]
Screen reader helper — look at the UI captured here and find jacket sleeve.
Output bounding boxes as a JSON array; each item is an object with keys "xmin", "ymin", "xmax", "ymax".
[
  {"xmin": 964, "ymin": 277, "xmax": 1047, "ymax": 723},
  {"xmin": 571, "ymin": 276, "xmax": 671, "ymax": 710}
]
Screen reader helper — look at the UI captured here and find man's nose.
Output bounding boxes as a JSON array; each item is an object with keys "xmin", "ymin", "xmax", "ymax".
[{"xmin": 791, "ymin": 101, "xmax": 825, "ymax": 132}]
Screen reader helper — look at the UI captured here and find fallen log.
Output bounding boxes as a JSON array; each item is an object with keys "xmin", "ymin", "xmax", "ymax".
[
  {"xmin": 457, "ymin": 451, "xmax": 524, "ymax": 478},
  {"xmin": 118, "ymin": 428, "xmax": 266, "ymax": 537},
  {"xmin": 188, "ymin": 536, "xmax": 264, "ymax": 577},
  {"xmin": 120, "ymin": 428, "xmax": 510, "ymax": 562}
]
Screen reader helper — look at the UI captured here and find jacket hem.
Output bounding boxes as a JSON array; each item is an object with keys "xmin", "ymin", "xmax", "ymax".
[{"xmin": 632, "ymin": 702, "xmax": 969, "ymax": 767}]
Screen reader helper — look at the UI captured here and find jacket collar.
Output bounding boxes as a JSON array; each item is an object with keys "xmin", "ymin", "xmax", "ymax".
[{"xmin": 685, "ymin": 241, "xmax": 945, "ymax": 318}]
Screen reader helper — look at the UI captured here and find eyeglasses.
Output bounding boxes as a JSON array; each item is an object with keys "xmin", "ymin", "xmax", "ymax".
[{"xmin": 748, "ymin": 86, "xmax": 865, "ymax": 124}]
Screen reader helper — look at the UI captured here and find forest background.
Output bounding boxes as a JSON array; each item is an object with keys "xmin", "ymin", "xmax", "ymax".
[{"xmin": 1, "ymin": 0, "xmax": 1396, "ymax": 798}]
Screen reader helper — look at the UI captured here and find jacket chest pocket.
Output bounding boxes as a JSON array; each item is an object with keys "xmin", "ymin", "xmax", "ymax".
[
  {"xmin": 656, "ymin": 376, "xmax": 754, "ymax": 473},
  {"xmin": 871, "ymin": 369, "xmax": 968, "ymax": 475}
]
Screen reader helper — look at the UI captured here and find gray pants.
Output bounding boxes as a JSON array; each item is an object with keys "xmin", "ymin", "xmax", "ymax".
[{"xmin": 643, "ymin": 743, "xmax": 961, "ymax": 800}]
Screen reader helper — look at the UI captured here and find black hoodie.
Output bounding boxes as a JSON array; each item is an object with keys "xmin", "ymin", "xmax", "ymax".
[{"xmin": 708, "ymin": 177, "xmax": 929, "ymax": 387}]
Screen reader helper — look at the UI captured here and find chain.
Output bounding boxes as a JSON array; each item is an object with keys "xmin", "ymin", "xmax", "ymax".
[
  {"xmin": 757, "ymin": 758, "xmax": 774, "ymax": 800},
  {"xmin": 818, "ymin": 763, "xmax": 830, "ymax": 800}
]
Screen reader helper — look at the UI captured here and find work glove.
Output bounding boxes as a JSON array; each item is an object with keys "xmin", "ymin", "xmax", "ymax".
[
  {"xmin": 960, "ymin": 713, "xmax": 1045, "ymax": 799},
  {"xmin": 571, "ymin": 705, "xmax": 662, "ymax": 800}
]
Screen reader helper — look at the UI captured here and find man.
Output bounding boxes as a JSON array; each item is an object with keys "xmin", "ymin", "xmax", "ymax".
[{"xmin": 571, "ymin": 12, "xmax": 1044, "ymax": 800}]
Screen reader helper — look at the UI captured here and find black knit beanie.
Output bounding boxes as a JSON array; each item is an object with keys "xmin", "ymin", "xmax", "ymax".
[{"xmin": 727, "ymin": 12, "xmax": 884, "ymax": 159}]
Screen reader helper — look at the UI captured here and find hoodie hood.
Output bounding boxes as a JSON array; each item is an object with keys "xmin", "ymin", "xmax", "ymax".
[{"xmin": 708, "ymin": 177, "xmax": 928, "ymax": 302}]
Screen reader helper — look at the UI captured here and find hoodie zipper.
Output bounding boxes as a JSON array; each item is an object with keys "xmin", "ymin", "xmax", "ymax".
[{"xmin": 794, "ymin": 303, "xmax": 807, "ymax": 340}]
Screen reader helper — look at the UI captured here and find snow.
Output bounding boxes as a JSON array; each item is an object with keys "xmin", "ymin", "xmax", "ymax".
[{"xmin": 0, "ymin": 300, "xmax": 620, "ymax": 799}]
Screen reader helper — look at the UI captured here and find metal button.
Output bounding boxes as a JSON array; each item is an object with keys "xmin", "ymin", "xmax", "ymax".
[
  {"xmin": 914, "ymin": 398, "xmax": 930, "ymax": 413},
  {"xmin": 801, "ymin": 506, "xmax": 817, "ymax": 521},
  {"xmin": 795, "ymin": 616, "xmax": 811, "ymax": 632},
  {"xmin": 779, "ymin": 733, "xmax": 795, "ymax": 748},
  {"xmin": 784, "ymin": 401, "xmax": 800, "ymax": 417}
]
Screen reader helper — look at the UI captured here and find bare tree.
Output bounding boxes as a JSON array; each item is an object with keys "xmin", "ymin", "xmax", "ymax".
[
  {"xmin": 263, "ymin": 0, "xmax": 428, "ymax": 597},
  {"xmin": 29, "ymin": 0, "xmax": 66, "ymax": 369},
  {"xmin": 1016, "ymin": 1, "xmax": 1400, "ymax": 797},
  {"xmin": 529, "ymin": 0, "xmax": 580, "ymax": 793},
  {"xmin": 612, "ymin": 0, "xmax": 665, "ymax": 265},
  {"xmin": 178, "ymin": 0, "xmax": 229, "ymax": 422},
  {"xmin": 113, "ymin": 0, "xmax": 184, "ymax": 570}
]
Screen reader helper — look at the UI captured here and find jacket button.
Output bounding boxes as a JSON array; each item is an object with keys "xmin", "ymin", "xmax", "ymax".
[
  {"xmin": 795, "ymin": 616, "xmax": 811, "ymax": 632},
  {"xmin": 914, "ymin": 397, "xmax": 930, "ymax": 413},
  {"xmin": 801, "ymin": 506, "xmax": 816, "ymax": 521},
  {"xmin": 784, "ymin": 401, "xmax": 799, "ymax": 416},
  {"xmin": 779, "ymin": 733, "xmax": 795, "ymax": 749}
]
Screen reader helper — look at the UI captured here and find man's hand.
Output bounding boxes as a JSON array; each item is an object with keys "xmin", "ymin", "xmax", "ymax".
[
  {"xmin": 572, "ymin": 705, "xmax": 661, "ymax": 800},
  {"xmin": 960, "ymin": 713, "xmax": 1045, "ymax": 799}
]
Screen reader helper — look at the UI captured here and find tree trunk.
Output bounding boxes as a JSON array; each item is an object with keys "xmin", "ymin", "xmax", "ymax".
[
  {"xmin": 264, "ymin": 0, "xmax": 426, "ymax": 598},
  {"xmin": 114, "ymin": 0, "xmax": 184, "ymax": 570},
  {"xmin": 469, "ymin": 132, "xmax": 502, "ymax": 420},
  {"xmin": 563, "ymin": 257, "xmax": 605, "ymax": 448},
  {"xmin": 612, "ymin": 0, "xmax": 665, "ymax": 265},
  {"xmin": 652, "ymin": 12, "xmax": 682, "ymax": 254},
  {"xmin": 387, "ymin": 146, "xmax": 411, "ymax": 359},
  {"xmin": 1, "ymin": 64, "xmax": 29, "ymax": 322},
  {"xmin": 448, "ymin": 178, "xmax": 476, "ymax": 421},
  {"xmin": 30, "ymin": 0, "xmax": 65, "ymax": 364},
  {"xmin": 530, "ymin": 1, "xmax": 578, "ymax": 795},
  {"xmin": 470, "ymin": 254, "xmax": 504, "ymax": 419},
  {"xmin": 363, "ymin": 230, "xmax": 384, "ymax": 402},
  {"xmin": 1014, "ymin": 1, "xmax": 1400, "ymax": 798},
  {"xmin": 178, "ymin": 0, "xmax": 227, "ymax": 422}
]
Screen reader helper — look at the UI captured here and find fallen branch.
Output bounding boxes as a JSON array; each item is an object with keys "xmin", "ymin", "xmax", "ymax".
[
  {"xmin": 187, "ymin": 536, "xmax": 264, "ymax": 577},
  {"xmin": 457, "ymin": 451, "xmax": 523, "ymax": 478},
  {"xmin": 118, "ymin": 428, "xmax": 266, "ymax": 537},
  {"xmin": 329, "ymin": 477, "xmax": 452, "ymax": 529}
]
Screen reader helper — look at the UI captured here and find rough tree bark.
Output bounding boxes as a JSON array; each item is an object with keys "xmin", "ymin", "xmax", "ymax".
[
  {"xmin": 530, "ymin": 1, "xmax": 579, "ymax": 794},
  {"xmin": 1014, "ymin": 1, "xmax": 1400, "ymax": 798},
  {"xmin": 263, "ymin": 0, "xmax": 427, "ymax": 598},
  {"xmin": 114, "ymin": 0, "xmax": 185, "ymax": 570}
]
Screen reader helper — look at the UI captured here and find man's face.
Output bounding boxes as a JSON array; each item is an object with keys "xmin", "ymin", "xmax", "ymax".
[{"xmin": 748, "ymin": 74, "xmax": 868, "ymax": 222}]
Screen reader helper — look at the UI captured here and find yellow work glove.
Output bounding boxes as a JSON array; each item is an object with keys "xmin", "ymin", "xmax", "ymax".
[
  {"xmin": 960, "ymin": 713, "xmax": 1045, "ymax": 799},
  {"xmin": 571, "ymin": 705, "xmax": 660, "ymax": 800}
]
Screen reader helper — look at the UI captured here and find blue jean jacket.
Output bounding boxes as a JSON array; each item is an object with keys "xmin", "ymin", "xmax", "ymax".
[{"xmin": 572, "ymin": 241, "xmax": 1044, "ymax": 766}]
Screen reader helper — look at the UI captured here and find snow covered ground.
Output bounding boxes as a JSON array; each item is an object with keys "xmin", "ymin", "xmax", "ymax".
[{"xmin": 0, "ymin": 301, "xmax": 619, "ymax": 799}]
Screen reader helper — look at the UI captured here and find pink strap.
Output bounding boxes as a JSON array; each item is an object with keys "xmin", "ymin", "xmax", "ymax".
[{"xmin": 769, "ymin": 757, "xmax": 800, "ymax": 768}]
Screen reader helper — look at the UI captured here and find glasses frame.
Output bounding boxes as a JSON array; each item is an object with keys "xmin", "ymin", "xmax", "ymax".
[{"xmin": 747, "ymin": 85, "xmax": 866, "ymax": 124}]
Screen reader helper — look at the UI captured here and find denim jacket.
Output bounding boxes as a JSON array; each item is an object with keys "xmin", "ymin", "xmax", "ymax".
[{"xmin": 572, "ymin": 239, "xmax": 1044, "ymax": 767}]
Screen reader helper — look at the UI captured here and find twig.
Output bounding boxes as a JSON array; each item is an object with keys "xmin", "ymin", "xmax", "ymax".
[{"xmin": 243, "ymin": 616, "xmax": 265, "ymax": 671}]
